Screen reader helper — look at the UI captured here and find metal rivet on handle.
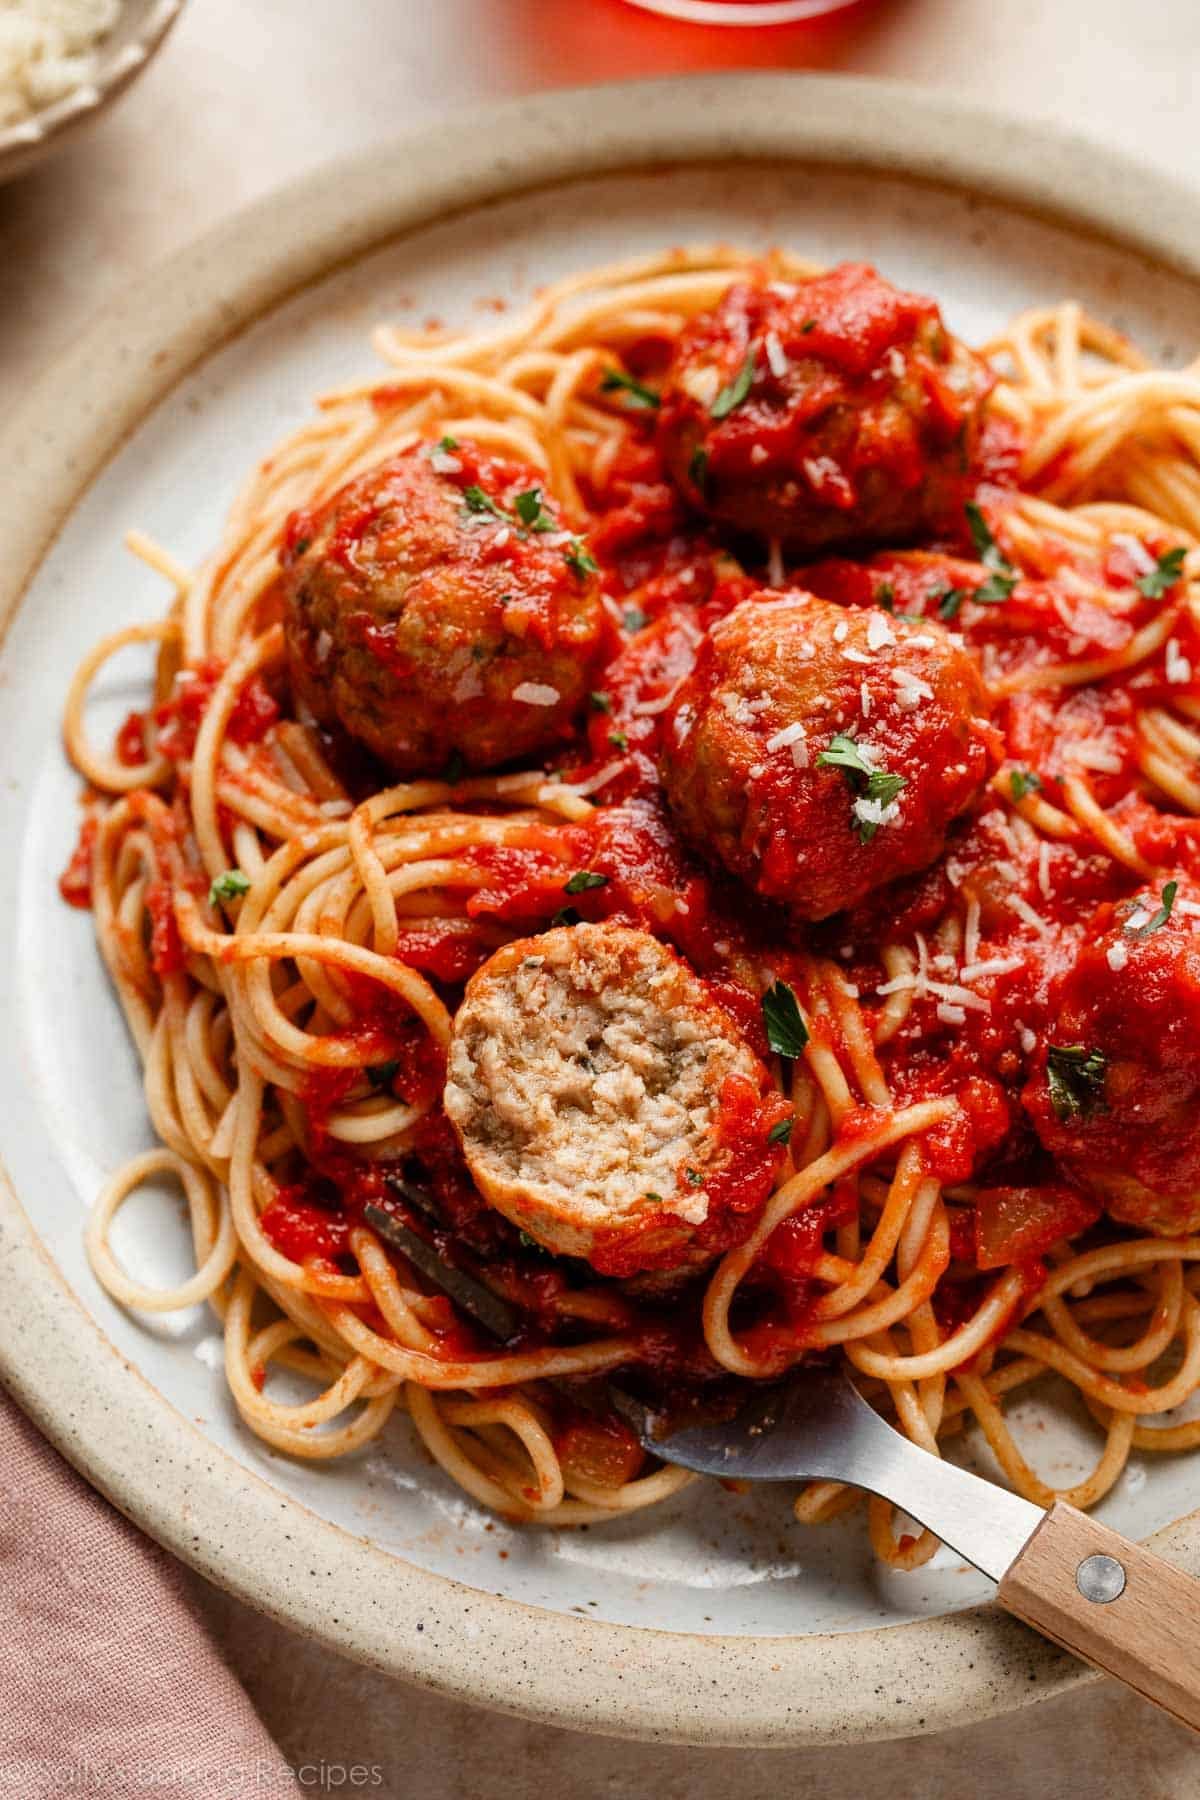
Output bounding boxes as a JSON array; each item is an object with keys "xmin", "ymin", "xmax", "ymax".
[{"xmin": 1076, "ymin": 1553, "xmax": 1127, "ymax": 1604}]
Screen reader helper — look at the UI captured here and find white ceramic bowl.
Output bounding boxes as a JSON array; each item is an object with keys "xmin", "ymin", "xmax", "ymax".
[
  {"xmin": 2, "ymin": 74, "xmax": 1200, "ymax": 1747},
  {"xmin": 0, "ymin": 0, "xmax": 185, "ymax": 185}
]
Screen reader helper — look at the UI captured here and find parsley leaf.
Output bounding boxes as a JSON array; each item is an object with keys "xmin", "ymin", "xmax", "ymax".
[
  {"xmin": 817, "ymin": 733, "xmax": 907, "ymax": 843},
  {"xmin": 710, "ymin": 349, "xmax": 756, "ymax": 420},
  {"xmin": 965, "ymin": 501, "xmax": 1015, "ymax": 578},
  {"xmin": 600, "ymin": 368, "xmax": 660, "ymax": 409},
  {"xmin": 1125, "ymin": 879, "xmax": 1178, "ymax": 937},
  {"xmin": 1046, "ymin": 1043, "xmax": 1107, "ymax": 1122},
  {"xmin": 685, "ymin": 1168, "xmax": 705, "ymax": 1186},
  {"xmin": 590, "ymin": 690, "xmax": 612, "ymax": 714},
  {"xmin": 433, "ymin": 434, "xmax": 459, "ymax": 454},
  {"xmin": 367, "ymin": 1060, "xmax": 400, "ymax": 1090},
  {"xmin": 551, "ymin": 906, "xmax": 582, "ymax": 928},
  {"xmin": 565, "ymin": 539, "xmax": 599, "ymax": 580},
  {"xmin": 816, "ymin": 732, "xmax": 876, "ymax": 781},
  {"xmin": 608, "ymin": 729, "xmax": 629, "ymax": 751},
  {"xmin": 1137, "ymin": 545, "xmax": 1187, "ymax": 599},
  {"xmin": 876, "ymin": 582, "xmax": 896, "ymax": 613},
  {"xmin": 767, "ymin": 1116, "xmax": 794, "ymax": 1147},
  {"xmin": 209, "ymin": 869, "xmax": 250, "ymax": 905},
  {"xmin": 762, "ymin": 981, "xmax": 809, "ymax": 1060},
  {"xmin": 936, "ymin": 585, "xmax": 970, "ymax": 621},
  {"xmin": 973, "ymin": 570, "xmax": 1018, "ymax": 604},
  {"xmin": 563, "ymin": 870, "xmax": 608, "ymax": 894},
  {"xmin": 1010, "ymin": 767, "xmax": 1043, "ymax": 802},
  {"xmin": 688, "ymin": 447, "xmax": 710, "ymax": 495},
  {"xmin": 462, "ymin": 484, "xmax": 506, "ymax": 519},
  {"xmin": 800, "ymin": 318, "xmax": 817, "ymax": 334},
  {"xmin": 514, "ymin": 487, "xmax": 556, "ymax": 532},
  {"xmin": 623, "ymin": 607, "xmax": 648, "ymax": 632}
]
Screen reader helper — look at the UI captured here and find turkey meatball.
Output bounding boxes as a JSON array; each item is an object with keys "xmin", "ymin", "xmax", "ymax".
[
  {"xmin": 443, "ymin": 922, "xmax": 789, "ymax": 1277},
  {"xmin": 657, "ymin": 263, "xmax": 993, "ymax": 552},
  {"xmin": 659, "ymin": 590, "xmax": 999, "ymax": 919},
  {"xmin": 1023, "ymin": 894, "xmax": 1200, "ymax": 1235},
  {"xmin": 281, "ymin": 440, "xmax": 606, "ymax": 774}
]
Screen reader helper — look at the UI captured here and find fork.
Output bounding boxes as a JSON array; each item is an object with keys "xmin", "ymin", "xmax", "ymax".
[{"xmin": 363, "ymin": 1202, "xmax": 1200, "ymax": 1731}]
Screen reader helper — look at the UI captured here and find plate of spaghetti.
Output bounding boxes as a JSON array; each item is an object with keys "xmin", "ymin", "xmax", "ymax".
[{"xmin": 7, "ymin": 75, "xmax": 1200, "ymax": 1745}]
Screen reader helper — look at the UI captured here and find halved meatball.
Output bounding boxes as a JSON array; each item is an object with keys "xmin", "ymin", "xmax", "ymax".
[
  {"xmin": 659, "ymin": 590, "xmax": 999, "ymax": 920},
  {"xmin": 281, "ymin": 440, "xmax": 607, "ymax": 773},
  {"xmin": 657, "ymin": 263, "xmax": 993, "ymax": 552},
  {"xmin": 1023, "ymin": 895, "xmax": 1200, "ymax": 1235},
  {"xmin": 443, "ymin": 922, "xmax": 788, "ymax": 1277}
]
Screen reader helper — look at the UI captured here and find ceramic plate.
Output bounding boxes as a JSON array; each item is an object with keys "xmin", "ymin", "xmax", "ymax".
[{"xmin": 3, "ymin": 75, "xmax": 1200, "ymax": 1746}]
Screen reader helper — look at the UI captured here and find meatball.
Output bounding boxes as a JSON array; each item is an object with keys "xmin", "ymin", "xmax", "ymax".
[
  {"xmin": 1023, "ymin": 898, "xmax": 1200, "ymax": 1234},
  {"xmin": 443, "ymin": 922, "xmax": 788, "ymax": 1277},
  {"xmin": 281, "ymin": 440, "xmax": 607, "ymax": 774},
  {"xmin": 659, "ymin": 590, "xmax": 999, "ymax": 920},
  {"xmin": 657, "ymin": 263, "xmax": 993, "ymax": 552}
]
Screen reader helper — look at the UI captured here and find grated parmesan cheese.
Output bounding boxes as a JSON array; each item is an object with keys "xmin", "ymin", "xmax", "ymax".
[
  {"xmin": 512, "ymin": 682, "xmax": 560, "ymax": 707},
  {"xmin": 764, "ymin": 330, "xmax": 790, "ymax": 378},
  {"xmin": 1166, "ymin": 638, "xmax": 1192, "ymax": 685},
  {"xmin": 1106, "ymin": 940, "xmax": 1130, "ymax": 972}
]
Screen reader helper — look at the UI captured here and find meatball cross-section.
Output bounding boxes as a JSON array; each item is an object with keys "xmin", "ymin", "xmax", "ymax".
[
  {"xmin": 657, "ymin": 262, "xmax": 993, "ymax": 553},
  {"xmin": 443, "ymin": 923, "xmax": 788, "ymax": 1277},
  {"xmin": 281, "ymin": 440, "xmax": 607, "ymax": 774},
  {"xmin": 659, "ymin": 590, "xmax": 999, "ymax": 920}
]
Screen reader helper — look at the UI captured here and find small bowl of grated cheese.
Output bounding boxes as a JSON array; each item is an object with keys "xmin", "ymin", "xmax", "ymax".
[{"xmin": 0, "ymin": 0, "xmax": 185, "ymax": 182}]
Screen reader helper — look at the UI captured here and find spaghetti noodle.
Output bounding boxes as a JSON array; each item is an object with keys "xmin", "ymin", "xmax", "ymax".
[{"xmin": 63, "ymin": 247, "xmax": 1200, "ymax": 1566}]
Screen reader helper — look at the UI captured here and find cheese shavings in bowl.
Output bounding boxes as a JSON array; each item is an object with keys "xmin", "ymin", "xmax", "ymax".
[{"xmin": 0, "ymin": 0, "xmax": 122, "ymax": 129}]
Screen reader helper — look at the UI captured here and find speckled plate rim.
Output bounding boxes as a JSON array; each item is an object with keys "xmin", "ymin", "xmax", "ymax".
[{"xmin": 3, "ymin": 73, "xmax": 1200, "ymax": 1748}]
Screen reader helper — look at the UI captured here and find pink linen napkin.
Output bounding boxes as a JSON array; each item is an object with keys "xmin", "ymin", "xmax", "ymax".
[{"xmin": 0, "ymin": 1388, "xmax": 302, "ymax": 1798}]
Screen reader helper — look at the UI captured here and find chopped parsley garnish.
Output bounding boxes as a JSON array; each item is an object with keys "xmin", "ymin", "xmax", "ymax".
[
  {"xmin": 1046, "ymin": 1043, "xmax": 1107, "ymax": 1122},
  {"xmin": 965, "ymin": 501, "xmax": 1017, "ymax": 604},
  {"xmin": 608, "ymin": 729, "xmax": 629, "ymax": 752},
  {"xmin": 1125, "ymin": 879, "xmax": 1178, "ymax": 937},
  {"xmin": 563, "ymin": 870, "xmax": 609, "ymax": 894},
  {"xmin": 800, "ymin": 318, "xmax": 817, "ymax": 334},
  {"xmin": 685, "ymin": 1168, "xmax": 705, "ymax": 1186},
  {"xmin": 433, "ymin": 434, "xmax": 459, "ymax": 454},
  {"xmin": 644, "ymin": 1193, "xmax": 664, "ymax": 1204},
  {"xmin": 291, "ymin": 536, "xmax": 311, "ymax": 557},
  {"xmin": 817, "ymin": 732, "xmax": 908, "ymax": 844},
  {"xmin": 768, "ymin": 1116, "xmax": 794, "ymax": 1147},
  {"xmin": 590, "ymin": 690, "xmax": 612, "ymax": 714},
  {"xmin": 935, "ymin": 585, "xmax": 970, "ymax": 621},
  {"xmin": 623, "ymin": 606, "xmax": 648, "ymax": 632},
  {"xmin": 551, "ymin": 906, "xmax": 582, "ymax": 928},
  {"xmin": 710, "ymin": 349, "xmax": 756, "ymax": 420},
  {"xmin": 209, "ymin": 869, "xmax": 250, "ymax": 905},
  {"xmin": 600, "ymin": 368, "xmax": 660, "ymax": 409},
  {"xmin": 688, "ymin": 447, "xmax": 710, "ymax": 495},
  {"xmin": 462, "ymin": 484, "xmax": 506, "ymax": 519},
  {"xmin": 973, "ymin": 570, "xmax": 1018, "ymax": 604},
  {"xmin": 816, "ymin": 732, "xmax": 876, "ymax": 781},
  {"xmin": 856, "ymin": 771, "xmax": 907, "ymax": 842},
  {"xmin": 1137, "ymin": 545, "xmax": 1187, "ymax": 599},
  {"xmin": 1010, "ymin": 767, "xmax": 1043, "ymax": 802},
  {"xmin": 514, "ymin": 487, "xmax": 556, "ymax": 532},
  {"xmin": 565, "ymin": 539, "xmax": 599, "ymax": 580},
  {"xmin": 876, "ymin": 582, "xmax": 896, "ymax": 613},
  {"xmin": 367, "ymin": 1060, "xmax": 400, "ymax": 1090},
  {"xmin": 762, "ymin": 980, "xmax": 809, "ymax": 1060}
]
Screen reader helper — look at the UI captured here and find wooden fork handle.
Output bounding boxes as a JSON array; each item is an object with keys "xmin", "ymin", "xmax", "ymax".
[{"xmin": 998, "ymin": 1500, "xmax": 1200, "ymax": 1731}]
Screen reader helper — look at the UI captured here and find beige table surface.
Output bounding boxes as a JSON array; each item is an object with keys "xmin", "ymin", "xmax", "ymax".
[{"xmin": 5, "ymin": 0, "xmax": 1200, "ymax": 1792}]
